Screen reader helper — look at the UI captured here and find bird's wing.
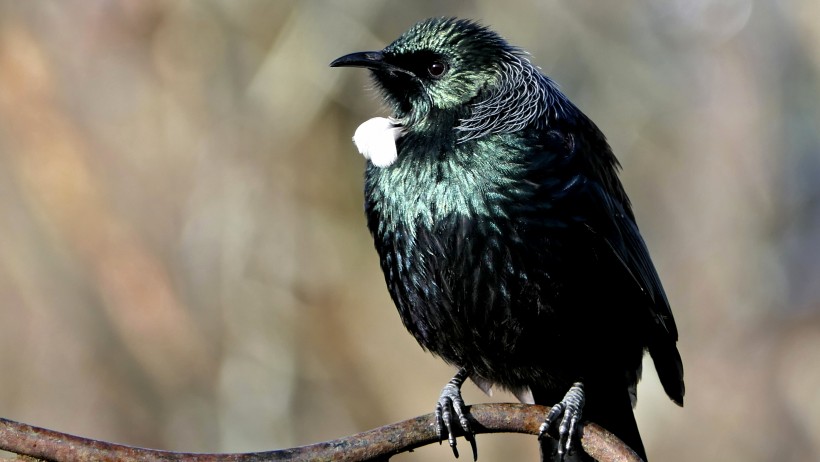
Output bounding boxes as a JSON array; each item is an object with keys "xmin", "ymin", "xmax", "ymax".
[
  {"xmin": 585, "ymin": 181, "xmax": 676, "ymax": 338},
  {"xmin": 527, "ymin": 124, "xmax": 683, "ymax": 403},
  {"xmin": 582, "ymin": 179, "xmax": 685, "ymax": 405}
]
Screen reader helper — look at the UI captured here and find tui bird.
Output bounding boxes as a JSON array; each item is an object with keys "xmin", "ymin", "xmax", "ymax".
[{"xmin": 331, "ymin": 18, "xmax": 684, "ymax": 462}]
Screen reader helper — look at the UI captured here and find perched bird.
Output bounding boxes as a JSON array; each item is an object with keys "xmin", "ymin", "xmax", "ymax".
[{"xmin": 331, "ymin": 18, "xmax": 683, "ymax": 461}]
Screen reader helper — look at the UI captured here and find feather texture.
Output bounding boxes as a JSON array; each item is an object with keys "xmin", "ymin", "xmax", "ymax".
[{"xmin": 336, "ymin": 17, "xmax": 683, "ymax": 461}]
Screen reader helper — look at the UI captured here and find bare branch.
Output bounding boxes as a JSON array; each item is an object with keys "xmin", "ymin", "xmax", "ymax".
[{"xmin": 0, "ymin": 404, "xmax": 642, "ymax": 461}]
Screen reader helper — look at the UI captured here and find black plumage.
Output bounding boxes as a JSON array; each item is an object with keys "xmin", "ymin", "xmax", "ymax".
[{"xmin": 331, "ymin": 18, "xmax": 683, "ymax": 461}]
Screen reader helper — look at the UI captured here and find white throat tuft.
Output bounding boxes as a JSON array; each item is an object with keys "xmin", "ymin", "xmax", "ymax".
[{"xmin": 352, "ymin": 117, "xmax": 403, "ymax": 168}]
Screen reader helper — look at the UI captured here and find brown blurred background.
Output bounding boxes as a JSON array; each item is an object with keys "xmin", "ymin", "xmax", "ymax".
[{"xmin": 1, "ymin": 1, "xmax": 819, "ymax": 461}]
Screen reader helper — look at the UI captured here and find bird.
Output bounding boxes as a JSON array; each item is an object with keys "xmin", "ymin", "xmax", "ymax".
[{"xmin": 330, "ymin": 17, "xmax": 684, "ymax": 462}]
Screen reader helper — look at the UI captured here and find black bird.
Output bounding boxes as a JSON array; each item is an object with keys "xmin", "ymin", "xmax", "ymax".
[{"xmin": 331, "ymin": 18, "xmax": 683, "ymax": 461}]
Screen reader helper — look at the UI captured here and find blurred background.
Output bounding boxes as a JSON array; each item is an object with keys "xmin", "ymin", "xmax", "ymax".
[{"xmin": 1, "ymin": 1, "xmax": 819, "ymax": 461}]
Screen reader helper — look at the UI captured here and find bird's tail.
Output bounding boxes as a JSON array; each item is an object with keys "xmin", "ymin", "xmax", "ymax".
[{"xmin": 650, "ymin": 340, "xmax": 685, "ymax": 407}]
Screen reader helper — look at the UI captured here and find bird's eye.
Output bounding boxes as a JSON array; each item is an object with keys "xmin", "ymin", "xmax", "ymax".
[{"xmin": 428, "ymin": 61, "xmax": 447, "ymax": 78}]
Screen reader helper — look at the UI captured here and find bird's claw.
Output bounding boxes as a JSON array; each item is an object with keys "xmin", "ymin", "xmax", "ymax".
[
  {"xmin": 434, "ymin": 373, "xmax": 477, "ymax": 460},
  {"xmin": 538, "ymin": 382, "xmax": 585, "ymax": 461}
]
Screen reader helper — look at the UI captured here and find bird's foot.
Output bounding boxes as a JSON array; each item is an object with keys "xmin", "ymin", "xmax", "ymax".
[
  {"xmin": 435, "ymin": 368, "xmax": 477, "ymax": 460},
  {"xmin": 538, "ymin": 382, "xmax": 585, "ymax": 461}
]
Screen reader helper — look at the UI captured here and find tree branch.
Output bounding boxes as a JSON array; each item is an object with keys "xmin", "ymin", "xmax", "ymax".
[{"xmin": 0, "ymin": 403, "xmax": 642, "ymax": 461}]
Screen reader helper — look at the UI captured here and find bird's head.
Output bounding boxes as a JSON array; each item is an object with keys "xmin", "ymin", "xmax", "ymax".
[
  {"xmin": 331, "ymin": 18, "xmax": 572, "ymax": 166},
  {"xmin": 332, "ymin": 18, "xmax": 517, "ymax": 125}
]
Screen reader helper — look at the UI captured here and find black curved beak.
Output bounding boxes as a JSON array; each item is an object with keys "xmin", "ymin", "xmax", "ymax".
[
  {"xmin": 330, "ymin": 51, "xmax": 386, "ymax": 69},
  {"xmin": 330, "ymin": 51, "xmax": 413, "ymax": 77}
]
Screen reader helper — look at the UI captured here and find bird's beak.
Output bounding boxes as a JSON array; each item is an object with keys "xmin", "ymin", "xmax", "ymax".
[
  {"xmin": 330, "ymin": 51, "xmax": 412, "ymax": 77},
  {"xmin": 330, "ymin": 51, "xmax": 386, "ymax": 69}
]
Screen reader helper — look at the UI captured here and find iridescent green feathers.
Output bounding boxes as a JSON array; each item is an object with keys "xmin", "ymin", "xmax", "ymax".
[{"xmin": 379, "ymin": 18, "xmax": 573, "ymax": 141}]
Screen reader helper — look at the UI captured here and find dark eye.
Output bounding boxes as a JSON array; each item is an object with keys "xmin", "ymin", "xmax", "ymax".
[{"xmin": 428, "ymin": 61, "xmax": 447, "ymax": 78}]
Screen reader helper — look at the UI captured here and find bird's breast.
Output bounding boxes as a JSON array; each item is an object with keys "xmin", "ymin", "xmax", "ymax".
[{"xmin": 364, "ymin": 161, "xmax": 552, "ymax": 360}]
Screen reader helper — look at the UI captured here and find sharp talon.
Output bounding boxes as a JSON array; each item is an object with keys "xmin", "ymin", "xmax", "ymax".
[
  {"xmin": 538, "ymin": 421, "xmax": 549, "ymax": 440},
  {"xmin": 467, "ymin": 433, "xmax": 478, "ymax": 461}
]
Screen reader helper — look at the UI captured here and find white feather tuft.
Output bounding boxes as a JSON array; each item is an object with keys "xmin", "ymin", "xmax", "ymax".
[{"xmin": 352, "ymin": 117, "xmax": 404, "ymax": 168}]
